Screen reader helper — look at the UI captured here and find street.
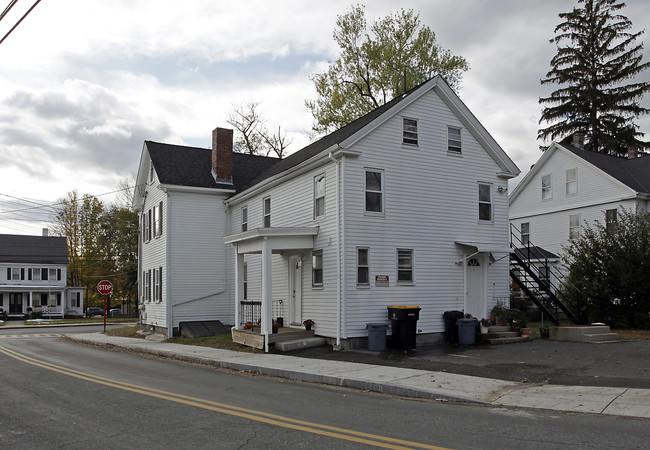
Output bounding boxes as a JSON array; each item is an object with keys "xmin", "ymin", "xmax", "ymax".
[{"xmin": 0, "ymin": 329, "xmax": 648, "ymax": 449}]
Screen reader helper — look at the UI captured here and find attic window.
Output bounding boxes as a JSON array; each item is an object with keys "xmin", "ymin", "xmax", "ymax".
[
  {"xmin": 402, "ymin": 118, "xmax": 418, "ymax": 145},
  {"xmin": 448, "ymin": 126, "xmax": 462, "ymax": 153},
  {"xmin": 149, "ymin": 166, "xmax": 154, "ymax": 183}
]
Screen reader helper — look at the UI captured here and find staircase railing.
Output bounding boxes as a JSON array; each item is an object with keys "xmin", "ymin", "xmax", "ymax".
[{"xmin": 509, "ymin": 223, "xmax": 581, "ymax": 325}]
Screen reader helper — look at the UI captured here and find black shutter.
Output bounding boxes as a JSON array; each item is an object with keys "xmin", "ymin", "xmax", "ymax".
[
  {"xmin": 21, "ymin": 268, "xmax": 25, "ymax": 280},
  {"xmin": 57, "ymin": 293, "xmax": 61, "ymax": 306},
  {"xmin": 57, "ymin": 269, "xmax": 62, "ymax": 280},
  {"xmin": 42, "ymin": 268, "xmax": 48, "ymax": 280},
  {"xmin": 28, "ymin": 268, "xmax": 32, "ymax": 280},
  {"xmin": 159, "ymin": 202, "xmax": 163, "ymax": 235},
  {"xmin": 7, "ymin": 268, "xmax": 11, "ymax": 280}
]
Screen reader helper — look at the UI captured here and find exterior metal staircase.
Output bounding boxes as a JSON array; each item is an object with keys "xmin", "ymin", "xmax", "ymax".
[{"xmin": 509, "ymin": 224, "xmax": 581, "ymax": 326}]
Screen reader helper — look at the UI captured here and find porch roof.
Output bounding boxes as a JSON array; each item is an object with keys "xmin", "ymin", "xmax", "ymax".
[
  {"xmin": 224, "ymin": 227, "xmax": 319, "ymax": 254},
  {"xmin": 454, "ymin": 241, "xmax": 514, "ymax": 254}
]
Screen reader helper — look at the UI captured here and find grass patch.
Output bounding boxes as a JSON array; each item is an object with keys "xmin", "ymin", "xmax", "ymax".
[{"xmin": 105, "ymin": 325, "xmax": 145, "ymax": 338}]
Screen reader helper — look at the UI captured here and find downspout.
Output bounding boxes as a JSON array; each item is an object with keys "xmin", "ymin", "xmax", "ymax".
[
  {"xmin": 165, "ymin": 189, "xmax": 173, "ymax": 339},
  {"xmin": 328, "ymin": 151, "xmax": 342, "ymax": 349}
]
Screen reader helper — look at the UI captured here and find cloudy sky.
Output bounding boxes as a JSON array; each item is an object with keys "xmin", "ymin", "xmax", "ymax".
[{"xmin": 1, "ymin": 0, "xmax": 649, "ymax": 235}]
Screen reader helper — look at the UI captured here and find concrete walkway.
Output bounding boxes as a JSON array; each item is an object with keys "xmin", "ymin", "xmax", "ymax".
[{"xmin": 64, "ymin": 332, "xmax": 650, "ymax": 420}]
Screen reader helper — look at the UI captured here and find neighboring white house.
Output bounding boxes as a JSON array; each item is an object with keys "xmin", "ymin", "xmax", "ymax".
[
  {"xmin": 0, "ymin": 233, "xmax": 84, "ymax": 318},
  {"xmin": 134, "ymin": 76, "xmax": 521, "ymax": 349},
  {"xmin": 509, "ymin": 140, "xmax": 650, "ymax": 258}
]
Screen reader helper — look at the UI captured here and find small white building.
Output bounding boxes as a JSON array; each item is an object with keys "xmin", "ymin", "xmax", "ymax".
[
  {"xmin": 0, "ymin": 233, "xmax": 84, "ymax": 318},
  {"xmin": 134, "ymin": 76, "xmax": 520, "ymax": 349}
]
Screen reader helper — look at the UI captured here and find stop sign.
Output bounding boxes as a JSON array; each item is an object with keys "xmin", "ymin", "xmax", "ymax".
[{"xmin": 97, "ymin": 280, "xmax": 113, "ymax": 295}]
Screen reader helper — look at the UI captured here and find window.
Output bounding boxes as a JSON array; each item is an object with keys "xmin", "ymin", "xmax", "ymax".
[
  {"xmin": 152, "ymin": 202, "xmax": 163, "ymax": 237},
  {"xmin": 448, "ymin": 126, "xmax": 462, "ymax": 153},
  {"xmin": 32, "ymin": 268, "xmax": 41, "ymax": 281},
  {"xmin": 145, "ymin": 270, "xmax": 151, "ymax": 302},
  {"xmin": 243, "ymin": 262, "xmax": 248, "ymax": 300},
  {"xmin": 241, "ymin": 206, "xmax": 248, "ymax": 232},
  {"xmin": 566, "ymin": 169, "xmax": 577, "ymax": 195},
  {"xmin": 152, "ymin": 205, "xmax": 159, "ymax": 237},
  {"xmin": 312, "ymin": 250, "xmax": 323, "ymax": 287},
  {"xmin": 542, "ymin": 175, "xmax": 552, "ymax": 200},
  {"xmin": 153, "ymin": 268, "xmax": 160, "ymax": 302},
  {"xmin": 49, "ymin": 268, "xmax": 58, "ymax": 281},
  {"xmin": 357, "ymin": 248, "xmax": 369, "ymax": 286},
  {"xmin": 11, "ymin": 268, "xmax": 21, "ymax": 280},
  {"xmin": 606, "ymin": 209, "xmax": 618, "ymax": 232},
  {"xmin": 314, "ymin": 174, "xmax": 326, "ymax": 218},
  {"xmin": 403, "ymin": 118, "xmax": 418, "ymax": 145},
  {"xmin": 478, "ymin": 183, "xmax": 492, "ymax": 221},
  {"xmin": 365, "ymin": 169, "xmax": 384, "ymax": 213},
  {"xmin": 143, "ymin": 211, "xmax": 151, "ymax": 242},
  {"xmin": 569, "ymin": 214, "xmax": 580, "ymax": 240},
  {"xmin": 521, "ymin": 222, "xmax": 530, "ymax": 245},
  {"xmin": 397, "ymin": 249, "xmax": 413, "ymax": 283},
  {"xmin": 263, "ymin": 197, "xmax": 271, "ymax": 227},
  {"xmin": 149, "ymin": 165, "xmax": 155, "ymax": 183}
]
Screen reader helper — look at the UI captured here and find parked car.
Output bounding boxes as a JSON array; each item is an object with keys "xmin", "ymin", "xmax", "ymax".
[
  {"xmin": 108, "ymin": 308, "xmax": 121, "ymax": 317},
  {"xmin": 86, "ymin": 307, "xmax": 104, "ymax": 317}
]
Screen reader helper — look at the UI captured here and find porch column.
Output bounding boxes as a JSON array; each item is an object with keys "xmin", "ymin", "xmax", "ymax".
[
  {"xmin": 234, "ymin": 252, "xmax": 244, "ymax": 330},
  {"xmin": 261, "ymin": 237, "xmax": 273, "ymax": 352}
]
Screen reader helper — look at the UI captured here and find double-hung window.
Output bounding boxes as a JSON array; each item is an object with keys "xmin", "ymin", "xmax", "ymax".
[
  {"xmin": 11, "ymin": 268, "xmax": 21, "ymax": 280},
  {"xmin": 152, "ymin": 205, "xmax": 159, "ymax": 237},
  {"xmin": 397, "ymin": 249, "xmax": 413, "ymax": 283},
  {"xmin": 312, "ymin": 250, "xmax": 323, "ymax": 287},
  {"xmin": 478, "ymin": 183, "xmax": 492, "ymax": 221},
  {"xmin": 365, "ymin": 169, "xmax": 384, "ymax": 213},
  {"xmin": 521, "ymin": 222, "xmax": 530, "ymax": 245},
  {"xmin": 32, "ymin": 268, "xmax": 41, "ymax": 281},
  {"xmin": 402, "ymin": 118, "xmax": 418, "ymax": 145},
  {"xmin": 566, "ymin": 169, "xmax": 577, "ymax": 195},
  {"xmin": 448, "ymin": 126, "xmax": 462, "ymax": 153},
  {"xmin": 49, "ymin": 268, "xmax": 58, "ymax": 281},
  {"xmin": 542, "ymin": 175, "xmax": 552, "ymax": 200},
  {"xmin": 145, "ymin": 270, "xmax": 151, "ymax": 302},
  {"xmin": 153, "ymin": 268, "xmax": 160, "ymax": 302},
  {"xmin": 241, "ymin": 206, "xmax": 248, "ymax": 232},
  {"xmin": 357, "ymin": 248, "xmax": 369, "ymax": 286},
  {"xmin": 263, "ymin": 197, "xmax": 271, "ymax": 227},
  {"xmin": 314, "ymin": 174, "xmax": 325, "ymax": 218},
  {"xmin": 569, "ymin": 214, "xmax": 580, "ymax": 240}
]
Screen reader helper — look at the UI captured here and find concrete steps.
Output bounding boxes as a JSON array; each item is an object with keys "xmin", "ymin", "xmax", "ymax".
[
  {"xmin": 275, "ymin": 337, "xmax": 327, "ymax": 352},
  {"xmin": 483, "ymin": 325, "xmax": 531, "ymax": 345},
  {"xmin": 550, "ymin": 325, "xmax": 620, "ymax": 343}
]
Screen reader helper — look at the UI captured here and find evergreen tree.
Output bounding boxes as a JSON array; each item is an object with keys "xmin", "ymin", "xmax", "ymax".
[
  {"xmin": 539, "ymin": 0, "xmax": 650, "ymax": 155},
  {"xmin": 306, "ymin": 5, "xmax": 469, "ymax": 136}
]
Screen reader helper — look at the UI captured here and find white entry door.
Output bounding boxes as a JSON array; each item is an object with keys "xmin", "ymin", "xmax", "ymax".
[
  {"xmin": 466, "ymin": 256, "xmax": 485, "ymax": 318},
  {"xmin": 289, "ymin": 255, "xmax": 303, "ymax": 325}
]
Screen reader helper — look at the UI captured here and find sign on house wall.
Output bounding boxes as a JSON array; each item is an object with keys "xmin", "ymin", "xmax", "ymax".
[{"xmin": 375, "ymin": 275, "xmax": 389, "ymax": 287}]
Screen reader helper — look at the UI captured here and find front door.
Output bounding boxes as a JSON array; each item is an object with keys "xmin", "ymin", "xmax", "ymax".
[
  {"xmin": 289, "ymin": 255, "xmax": 303, "ymax": 325},
  {"xmin": 9, "ymin": 293, "xmax": 23, "ymax": 314},
  {"xmin": 466, "ymin": 257, "xmax": 485, "ymax": 318}
]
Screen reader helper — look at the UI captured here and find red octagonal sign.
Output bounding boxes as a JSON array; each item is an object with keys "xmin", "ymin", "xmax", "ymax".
[{"xmin": 97, "ymin": 280, "xmax": 113, "ymax": 295}]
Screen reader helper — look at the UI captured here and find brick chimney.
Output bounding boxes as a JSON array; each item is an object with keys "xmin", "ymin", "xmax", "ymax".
[
  {"xmin": 572, "ymin": 132, "xmax": 584, "ymax": 149},
  {"xmin": 212, "ymin": 127, "xmax": 233, "ymax": 183},
  {"xmin": 627, "ymin": 146, "xmax": 638, "ymax": 159}
]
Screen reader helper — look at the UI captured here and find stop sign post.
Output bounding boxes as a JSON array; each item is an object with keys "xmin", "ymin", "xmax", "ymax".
[{"xmin": 97, "ymin": 280, "xmax": 113, "ymax": 331}]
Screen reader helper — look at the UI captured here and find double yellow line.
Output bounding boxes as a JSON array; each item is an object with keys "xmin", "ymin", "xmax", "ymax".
[{"xmin": 0, "ymin": 345, "xmax": 449, "ymax": 449}]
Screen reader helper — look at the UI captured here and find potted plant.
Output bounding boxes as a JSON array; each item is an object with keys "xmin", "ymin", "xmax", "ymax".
[
  {"xmin": 272, "ymin": 321, "xmax": 281, "ymax": 334},
  {"xmin": 303, "ymin": 319, "xmax": 314, "ymax": 330},
  {"xmin": 490, "ymin": 303, "xmax": 508, "ymax": 326},
  {"xmin": 480, "ymin": 318, "xmax": 491, "ymax": 334}
]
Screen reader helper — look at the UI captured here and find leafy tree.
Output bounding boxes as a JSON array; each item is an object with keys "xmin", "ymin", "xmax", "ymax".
[
  {"xmin": 539, "ymin": 0, "xmax": 650, "ymax": 155},
  {"xmin": 562, "ymin": 209, "xmax": 650, "ymax": 328},
  {"xmin": 305, "ymin": 5, "xmax": 469, "ymax": 136}
]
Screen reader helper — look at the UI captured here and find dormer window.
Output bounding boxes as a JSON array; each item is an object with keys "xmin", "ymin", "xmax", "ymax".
[{"xmin": 402, "ymin": 118, "xmax": 418, "ymax": 145}]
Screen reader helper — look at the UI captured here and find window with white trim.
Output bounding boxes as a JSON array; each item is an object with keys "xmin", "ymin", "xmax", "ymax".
[
  {"xmin": 49, "ymin": 268, "xmax": 58, "ymax": 281},
  {"xmin": 478, "ymin": 183, "xmax": 492, "ymax": 221},
  {"xmin": 153, "ymin": 268, "xmax": 160, "ymax": 302},
  {"xmin": 569, "ymin": 214, "xmax": 580, "ymax": 240},
  {"xmin": 542, "ymin": 174, "xmax": 552, "ymax": 200},
  {"xmin": 521, "ymin": 222, "xmax": 530, "ymax": 245},
  {"xmin": 312, "ymin": 250, "xmax": 323, "ymax": 287},
  {"xmin": 566, "ymin": 168, "xmax": 577, "ymax": 195},
  {"xmin": 32, "ymin": 268, "xmax": 41, "ymax": 281},
  {"xmin": 448, "ymin": 126, "xmax": 462, "ymax": 153},
  {"xmin": 357, "ymin": 248, "xmax": 369, "ymax": 286},
  {"xmin": 314, "ymin": 174, "xmax": 325, "ymax": 218},
  {"xmin": 402, "ymin": 118, "xmax": 418, "ymax": 145},
  {"xmin": 152, "ymin": 205, "xmax": 159, "ymax": 237},
  {"xmin": 263, "ymin": 197, "xmax": 271, "ymax": 227},
  {"xmin": 241, "ymin": 206, "xmax": 248, "ymax": 232},
  {"xmin": 11, "ymin": 268, "xmax": 21, "ymax": 280},
  {"xmin": 145, "ymin": 270, "xmax": 151, "ymax": 302},
  {"xmin": 397, "ymin": 249, "xmax": 413, "ymax": 283},
  {"xmin": 365, "ymin": 169, "xmax": 384, "ymax": 213}
]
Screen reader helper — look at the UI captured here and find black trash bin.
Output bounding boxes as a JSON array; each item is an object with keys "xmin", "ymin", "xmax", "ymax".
[
  {"xmin": 443, "ymin": 310, "xmax": 464, "ymax": 344},
  {"xmin": 387, "ymin": 305, "xmax": 421, "ymax": 349}
]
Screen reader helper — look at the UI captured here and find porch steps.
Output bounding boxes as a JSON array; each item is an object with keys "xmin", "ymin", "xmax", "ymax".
[
  {"xmin": 483, "ymin": 326, "xmax": 531, "ymax": 345},
  {"xmin": 275, "ymin": 337, "xmax": 328, "ymax": 352},
  {"xmin": 550, "ymin": 325, "xmax": 620, "ymax": 344}
]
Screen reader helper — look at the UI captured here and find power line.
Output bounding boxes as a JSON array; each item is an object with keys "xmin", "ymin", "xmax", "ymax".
[{"xmin": 0, "ymin": 0, "xmax": 41, "ymax": 46}]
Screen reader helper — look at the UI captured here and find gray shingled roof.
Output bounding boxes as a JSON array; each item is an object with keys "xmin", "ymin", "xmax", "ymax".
[
  {"xmin": 0, "ymin": 234, "xmax": 68, "ymax": 264},
  {"xmin": 563, "ymin": 145, "xmax": 650, "ymax": 194},
  {"xmin": 146, "ymin": 142, "xmax": 280, "ymax": 193}
]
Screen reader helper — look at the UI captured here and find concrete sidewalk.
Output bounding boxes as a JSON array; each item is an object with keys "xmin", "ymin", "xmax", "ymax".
[{"xmin": 65, "ymin": 332, "xmax": 650, "ymax": 419}]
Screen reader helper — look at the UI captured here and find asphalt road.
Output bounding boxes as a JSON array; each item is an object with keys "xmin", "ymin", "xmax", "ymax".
[{"xmin": 0, "ymin": 332, "xmax": 648, "ymax": 449}]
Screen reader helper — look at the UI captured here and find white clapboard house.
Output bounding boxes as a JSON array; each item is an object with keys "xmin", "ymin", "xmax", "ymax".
[
  {"xmin": 0, "ymin": 233, "xmax": 84, "ymax": 319},
  {"xmin": 134, "ymin": 76, "xmax": 520, "ymax": 349}
]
